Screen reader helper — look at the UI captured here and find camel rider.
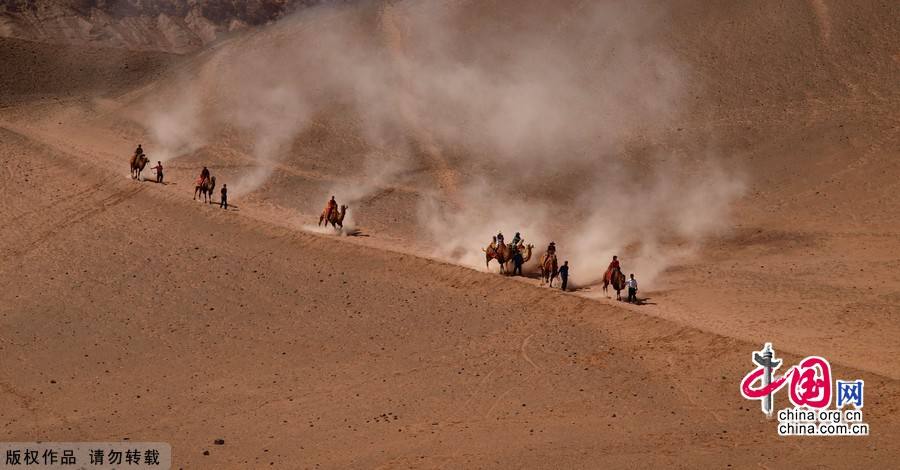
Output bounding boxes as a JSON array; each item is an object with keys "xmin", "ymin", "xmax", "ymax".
[
  {"xmin": 134, "ymin": 144, "xmax": 144, "ymax": 157},
  {"xmin": 547, "ymin": 241, "xmax": 556, "ymax": 256},
  {"xmin": 608, "ymin": 255, "xmax": 621, "ymax": 273},
  {"xmin": 198, "ymin": 166, "xmax": 210, "ymax": 186},
  {"xmin": 324, "ymin": 196, "xmax": 338, "ymax": 221},
  {"xmin": 497, "ymin": 232, "xmax": 505, "ymax": 247},
  {"xmin": 606, "ymin": 256, "xmax": 622, "ymax": 281}
]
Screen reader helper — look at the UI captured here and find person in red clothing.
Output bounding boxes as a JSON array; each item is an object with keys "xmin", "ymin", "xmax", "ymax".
[
  {"xmin": 604, "ymin": 255, "xmax": 621, "ymax": 283},
  {"xmin": 319, "ymin": 196, "xmax": 338, "ymax": 226},
  {"xmin": 608, "ymin": 255, "xmax": 620, "ymax": 271}
]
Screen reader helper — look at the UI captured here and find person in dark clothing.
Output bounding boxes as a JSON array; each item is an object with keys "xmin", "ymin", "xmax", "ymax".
[
  {"xmin": 151, "ymin": 161, "xmax": 163, "ymax": 183},
  {"xmin": 559, "ymin": 260, "xmax": 569, "ymax": 291},
  {"xmin": 134, "ymin": 144, "xmax": 143, "ymax": 157},
  {"xmin": 513, "ymin": 251, "xmax": 524, "ymax": 276},
  {"xmin": 220, "ymin": 184, "xmax": 228, "ymax": 209}
]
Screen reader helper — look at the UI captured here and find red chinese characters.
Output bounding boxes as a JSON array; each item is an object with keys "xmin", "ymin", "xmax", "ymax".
[
  {"xmin": 740, "ymin": 355, "xmax": 832, "ymax": 409},
  {"xmin": 788, "ymin": 357, "xmax": 831, "ymax": 408}
]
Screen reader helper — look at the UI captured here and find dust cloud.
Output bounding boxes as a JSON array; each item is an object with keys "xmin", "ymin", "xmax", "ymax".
[{"xmin": 141, "ymin": 0, "xmax": 744, "ymax": 286}]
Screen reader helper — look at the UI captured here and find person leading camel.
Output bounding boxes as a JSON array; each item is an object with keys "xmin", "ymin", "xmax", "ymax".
[
  {"xmin": 151, "ymin": 161, "xmax": 163, "ymax": 183},
  {"xmin": 559, "ymin": 261, "xmax": 569, "ymax": 291},
  {"xmin": 626, "ymin": 273, "xmax": 638, "ymax": 303}
]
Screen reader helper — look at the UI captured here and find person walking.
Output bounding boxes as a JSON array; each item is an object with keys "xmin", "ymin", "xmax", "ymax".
[
  {"xmin": 513, "ymin": 250, "xmax": 524, "ymax": 276},
  {"xmin": 151, "ymin": 161, "xmax": 163, "ymax": 184},
  {"xmin": 626, "ymin": 273, "xmax": 638, "ymax": 303},
  {"xmin": 559, "ymin": 260, "xmax": 569, "ymax": 291},
  {"xmin": 220, "ymin": 184, "xmax": 228, "ymax": 210}
]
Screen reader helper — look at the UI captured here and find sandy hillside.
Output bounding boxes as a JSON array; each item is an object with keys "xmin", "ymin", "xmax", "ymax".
[{"xmin": 2, "ymin": 0, "xmax": 899, "ymax": 468}]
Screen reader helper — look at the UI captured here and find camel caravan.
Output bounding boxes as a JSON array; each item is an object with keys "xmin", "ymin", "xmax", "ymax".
[
  {"xmin": 484, "ymin": 232, "xmax": 559, "ymax": 285},
  {"xmin": 483, "ymin": 231, "xmax": 533, "ymax": 275},
  {"xmin": 485, "ymin": 233, "xmax": 639, "ymax": 303},
  {"xmin": 128, "ymin": 143, "xmax": 640, "ymax": 302},
  {"xmin": 129, "ymin": 144, "xmax": 220, "ymax": 206},
  {"xmin": 127, "ymin": 145, "xmax": 351, "ymax": 225}
]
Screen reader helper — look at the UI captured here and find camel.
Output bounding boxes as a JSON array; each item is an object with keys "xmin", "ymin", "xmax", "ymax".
[
  {"xmin": 484, "ymin": 242, "xmax": 531, "ymax": 274},
  {"xmin": 194, "ymin": 175, "xmax": 216, "ymax": 203},
  {"xmin": 603, "ymin": 267, "xmax": 627, "ymax": 301},
  {"xmin": 484, "ymin": 242, "xmax": 512, "ymax": 273},
  {"xmin": 539, "ymin": 252, "xmax": 558, "ymax": 287},
  {"xmin": 130, "ymin": 154, "xmax": 149, "ymax": 180},
  {"xmin": 319, "ymin": 204, "xmax": 348, "ymax": 229}
]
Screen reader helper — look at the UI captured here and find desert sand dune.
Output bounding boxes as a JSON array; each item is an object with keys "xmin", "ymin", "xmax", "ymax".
[{"xmin": 1, "ymin": 0, "xmax": 899, "ymax": 467}]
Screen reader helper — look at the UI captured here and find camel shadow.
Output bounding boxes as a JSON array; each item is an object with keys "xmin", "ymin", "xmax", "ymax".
[
  {"xmin": 196, "ymin": 199, "xmax": 239, "ymax": 211},
  {"xmin": 344, "ymin": 229, "xmax": 368, "ymax": 237}
]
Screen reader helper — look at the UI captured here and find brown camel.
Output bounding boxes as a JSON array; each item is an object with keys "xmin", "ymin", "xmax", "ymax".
[
  {"xmin": 518, "ymin": 244, "xmax": 534, "ymax": 264},
  {"xmin": 484, "ymin": 242, "xmax": 512, "ymax": 273},
  {"xmin": 194, "ymin": 175, "xmax": 216, "ymax": 203},
  {"xmin": 130, "ymin": 154, "xmax": 149, "ymax": 180},
  {"xmin": 539, "ymin": 252, "xmax": 558, "ymax": 287},
  {"xmin": 484, "ymin": 242, "xmax": 531, "ymax": 274},
  {"xmin": 603, "ymin": 267, "xmax": 627, "ymax": 301},
  {"xmin": 319, "ymin": 204, "xmax": 348, "ymax": 229}
]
